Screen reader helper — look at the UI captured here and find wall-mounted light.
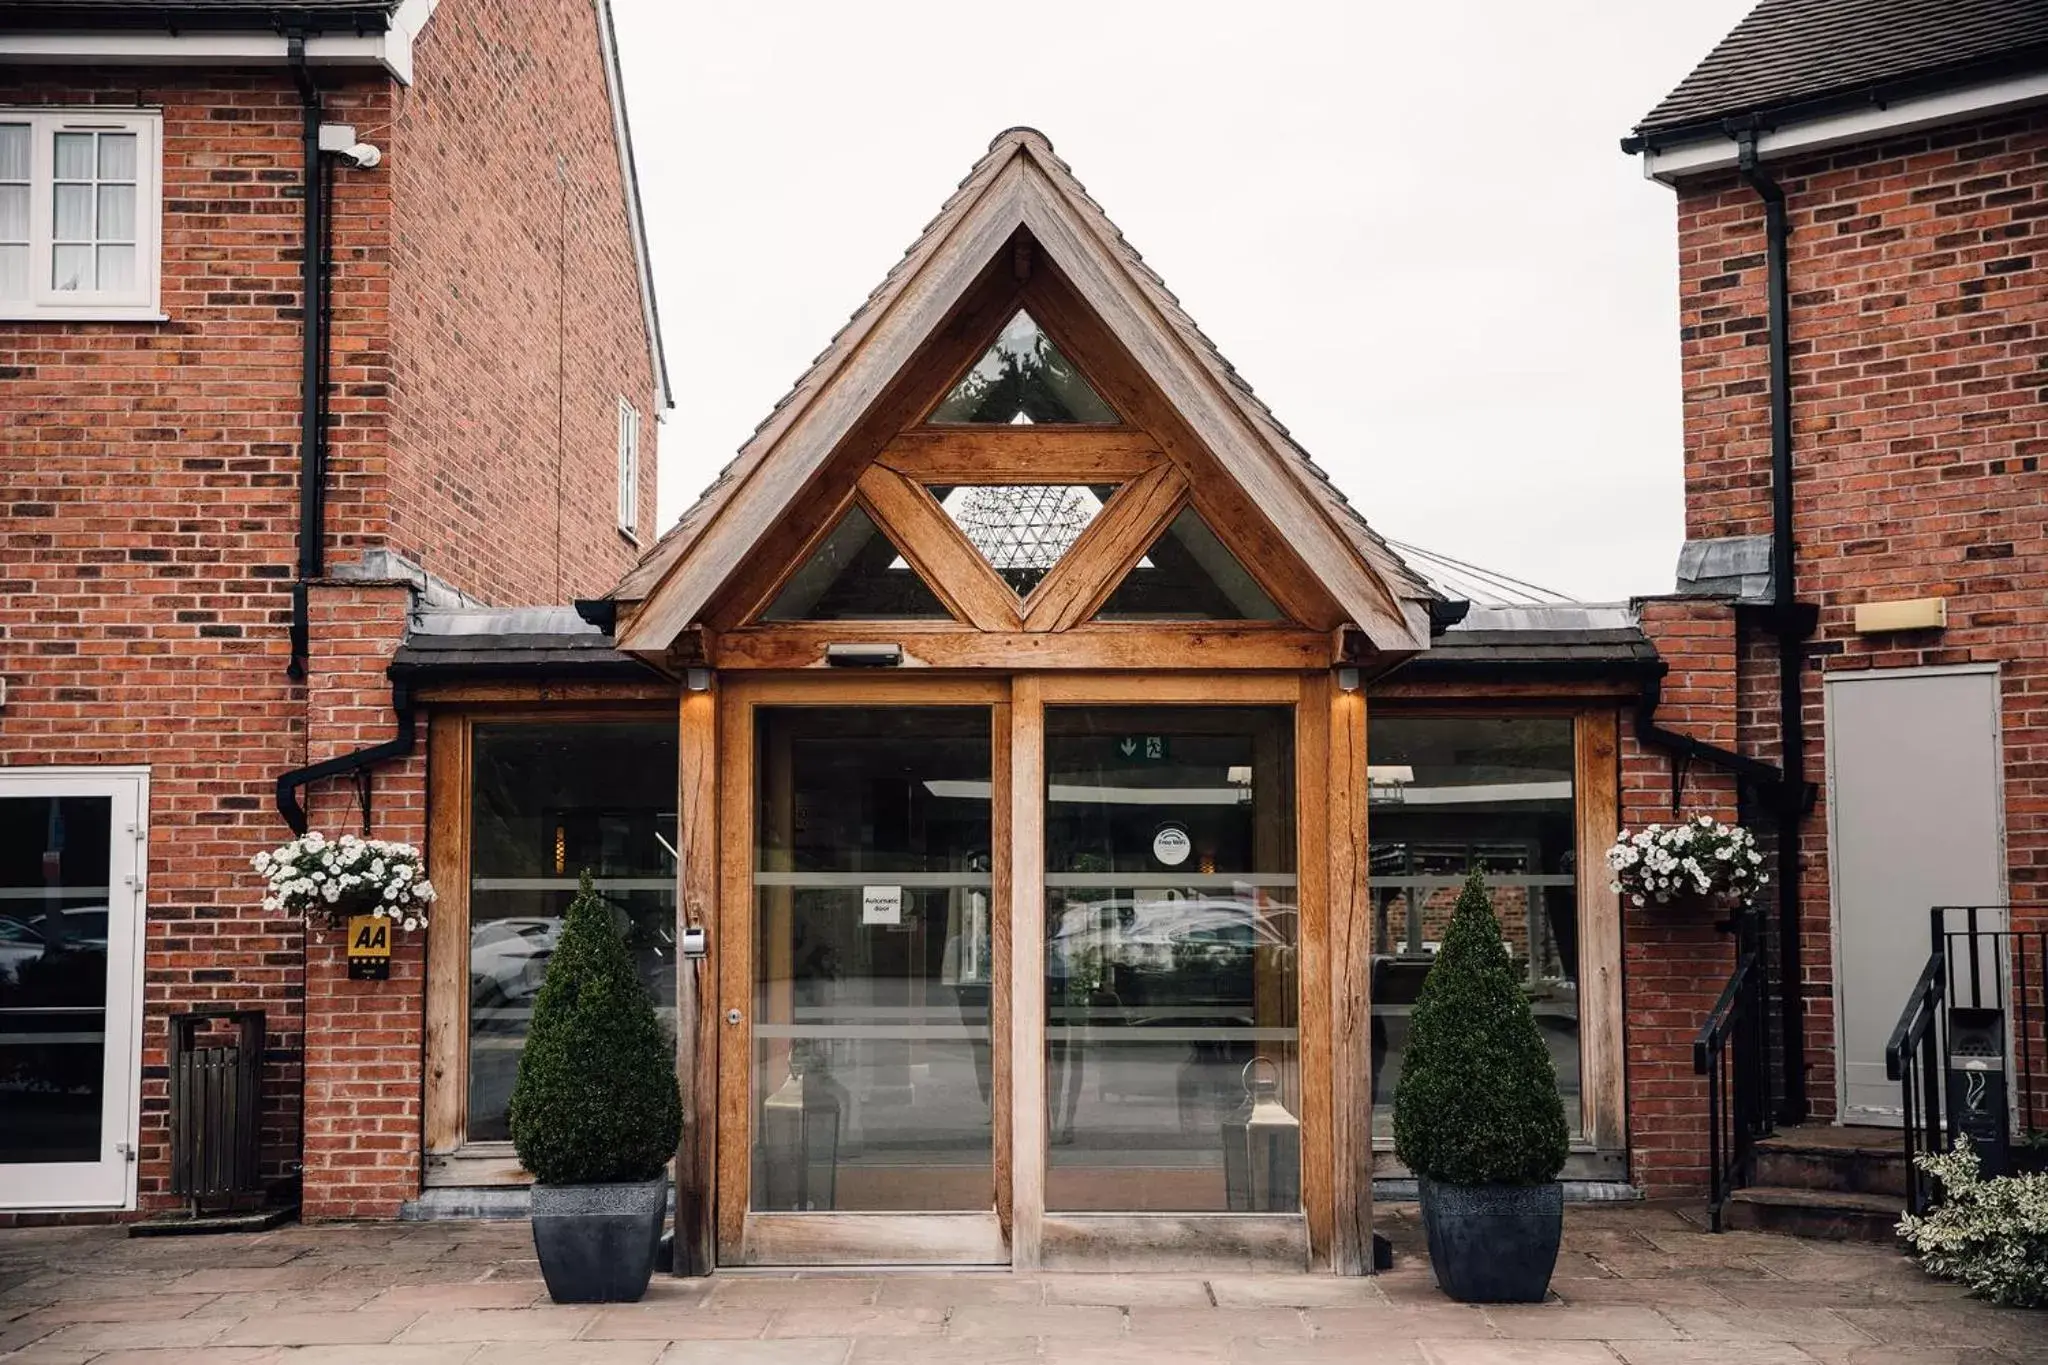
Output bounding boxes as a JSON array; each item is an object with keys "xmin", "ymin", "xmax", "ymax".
[
  {"xmin": 1336, "ymin": 667, "xmax": 1361, "ymax": 693},
  {"xmin": 826, "ymin": 643, "xmax": 904, "ymax": 668},
  {"xmin": 686, "ymin": 668, "xmax": 713, "ymax": 692}
]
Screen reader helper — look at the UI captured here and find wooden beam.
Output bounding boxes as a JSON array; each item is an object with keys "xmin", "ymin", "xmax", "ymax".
[
  {"xmin": 423, "ymin": 713, "xmax": 469, "ymax": 1157},
  {"xmin": 855, "ymin": 465, "xmax": 1020, "ymax": 631},
  {"xmin": 412, "ymin": 681, "xmax": 678, "ymax": 705},
  {"xmin": 876, "ymin": 429, "xmax": 1163, "ymax": 483},
  {"xmin": 1034, "ymin": 671, "xmax": 1304, "ymax": 704},
  {"xmin": 1008, "ymin": 674, "xmax": 1046, "ymax": 1268},
  {"xmin": 990, "ymin": 696, "xmax": 1014, "ymax": 1246},
  {"xmin": 710, "ymin": 626, "xmax": 1336, "ymax": 673},
  {"xmin": 672, "ymin": 688, "xmax": 718, "ymax": 1276},
  {"xmin": 1370, "ymin": 678, "xmax": 1644, "ymax": 703},
  {"xmin": 1575, "ymin": 709, "xmax": 1627, "ymax": 1154},
  {"xmin": 1294, "ymin": 676, "xmax": 1333, "ymax": 1267},
  {"xmin": 714, "ymin": 689, "xmax": 754, "ymax": 1259},
  {"xmin": 1022, "ymin": 463, "xmax": 1184, "ymax": 631},
  {"xmin": 1327, "ymin": 679, "xmax": 1374, "ymax": 1275}
]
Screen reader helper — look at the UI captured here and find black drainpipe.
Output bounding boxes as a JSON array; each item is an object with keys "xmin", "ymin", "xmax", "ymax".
[
  {"xmin": 275, "ymin": 676, "xmax": 418, "ymax": 835},
  {"xmin": 287, "ymin": 37, "xmax": 330, "ymax": 682}
]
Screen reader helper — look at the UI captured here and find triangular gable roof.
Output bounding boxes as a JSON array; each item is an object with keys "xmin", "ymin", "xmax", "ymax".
[{"xmin": 613, "ymin": 127, "xmax": 1435, "ymax": 654}]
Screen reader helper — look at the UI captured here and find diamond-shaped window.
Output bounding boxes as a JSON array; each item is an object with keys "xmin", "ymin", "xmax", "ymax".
[
  {"xmin": 1092, "ymin": 508, "xmax": 1282, "ymax": 621},
  {"xmin": 760, "ymin": 506, "xmax": 954, "ymax": 621},
  {"xmin": 929, "ymin": 484, "xmax": 1115, "ymax": 596},
  {"xmin": 928, "ymin": 311, "xmax": 1119, "ymax": 425}
]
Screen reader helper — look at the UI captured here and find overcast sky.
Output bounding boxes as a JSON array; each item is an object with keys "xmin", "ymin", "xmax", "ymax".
[{"xmin": 612, "ymin": 1, "xmax": 1753, "ymax": 603}]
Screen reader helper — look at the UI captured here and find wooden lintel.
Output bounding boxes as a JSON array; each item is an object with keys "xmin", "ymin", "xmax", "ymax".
[
  {"xmin": 707, "ymin": 626, "xmax": 1336, "ymax": 672},
  {"xmin": 876, "ymin": 429, "xmax": 1164, "ymax": 483},
  {"xmin": 1369, "ymin": 677, "xmax": 1643, "ymax": 703},
  {"xmin": 412, "ymin": 680, "xmax": 679, "ymax": 705}
]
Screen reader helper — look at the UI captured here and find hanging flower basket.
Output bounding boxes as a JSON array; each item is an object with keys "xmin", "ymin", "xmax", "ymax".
[
  {"xmin": 1605, "ymin": 816, "xmax": 1766, "ymax": 913},
  {"xmin": 253, "ymin": 831, "xmax": 436, "ymax": 932}
]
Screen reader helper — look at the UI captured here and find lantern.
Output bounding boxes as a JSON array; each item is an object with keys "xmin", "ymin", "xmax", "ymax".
[
  {"xmin": 1222, "ymin": 1056, "xmax": 1300, "ymax": 1212},
  {"xmin": 759, "ymin": 1045, "xmax": 842, "ymax": 1211}
]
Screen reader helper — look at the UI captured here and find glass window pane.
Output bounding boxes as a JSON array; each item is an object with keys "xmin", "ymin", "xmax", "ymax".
[
  {"xmin": 53, "ymin": 132, "xmax": 93, "ymax": 181},
  {"xmin": 53, "ymin": 184, "xmax": 92, "ymax": 241},
  {"xmin": 752, "ymin": 708, "xmax": 994, "ymax": 1211},
  {"xmin": 1044, "ymin": 706, "xmax": 1299, "ymax": 1212},
  {"xmin": 465, "ymin": 722, "xmax": 678, "ymax": 1143},
  {"xmin": 0, "ymin": 125, "xmax": 27, "ymax": 182},
  {"xmin": 1092, "ymin": 507, "xmax": 1283, "ymax": 621},
  {"xmin": 51, "ymin": 244, "xmax": 91, "ymax": 292},
  {"xmin": 929, "ymin": 310, "xmax": 1119, "ymax": 425},
  {"xmin": 930, "ymin": 483, "xmax": 1114, "ymax": 595},
  {"xmin": 96, "ymin": 185, "xmax": 134, "ymax": 242},
  {"xmin": 0, "ymin": 244, "xmax": 26, "ymax": 301},
  {"xmin": 0, "ymin": 795, "xmax": 114, "ymax": 1166},
  {"xmin": 0, "ymin": 185, "xmax": 26, "ymax": 242},
  {"xmin": 1366, "ymin": 715, "xmax": 1582, "ymax": 1141},
  {"xmin": 96, "ymin": 245, "xmax": 134, "ymax": 293},
  {"xmin": 97, "ymin": 133, "xmax": 136, "ymax": 181},
  {"xmin": 759, "ymin": 505, "xmax": 953, "ymax": 621}
]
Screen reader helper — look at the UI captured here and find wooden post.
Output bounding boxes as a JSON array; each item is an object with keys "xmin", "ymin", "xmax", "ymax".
[
  {"xmin": 673, "ymin": 686, "xmax": 718, "ymax": 1276},
  {"xmin": 1328, "ymin": 679, "xmax": 1374, "ymax": 1274},
  {"xmin": 1576, "ymin": 710, "xmax": 1626, "ymax": 1153},
  {"xmin": 1009, "ymin": 674, "xmax": 1046, "ymax": 1268}
]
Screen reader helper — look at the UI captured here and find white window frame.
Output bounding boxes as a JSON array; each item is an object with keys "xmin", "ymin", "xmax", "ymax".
[
  {"xmin": 617, "ymin": 396, "xmax": 641, "ymax": 538},
  {"xmin": 0, "ymin": 108, "xmax": 164, "ymax": 323}
]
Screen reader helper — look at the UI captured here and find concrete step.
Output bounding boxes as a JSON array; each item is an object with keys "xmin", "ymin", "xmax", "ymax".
[
  {"xmin": 1753, "ymin": 1125, "xmax": 1909, "ymax": 1198},
  {"xmin": 1724, "ymin": 1185, "xmax": 1902, "ymax": 1243}
]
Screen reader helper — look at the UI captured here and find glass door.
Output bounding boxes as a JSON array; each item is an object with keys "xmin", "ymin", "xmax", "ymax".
[
  {"xmin": 0, "ymin": 770, "xmax": 146, "ymax": 1211},
  {"xmin": 1041, "ymin": 706, "xmax": 1300, "ymax": 1214}
]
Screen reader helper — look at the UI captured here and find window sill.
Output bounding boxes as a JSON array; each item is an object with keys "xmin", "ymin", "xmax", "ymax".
[
  {"xmin": 0, "ymin": 306, "xmax": 168, "ymax": 324},
  {"xmin": 618, "ymin": 527, "xmax": 641, "ymax": 548}
]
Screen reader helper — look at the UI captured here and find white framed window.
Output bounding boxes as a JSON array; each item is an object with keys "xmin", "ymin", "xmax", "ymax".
[
  {"xmin": 0, "ymin": 109, "xmax": 163, "ymax": 323},
  {"xmin": 616, "ymin": 396, "xmax": 641, "ymax": 537}
]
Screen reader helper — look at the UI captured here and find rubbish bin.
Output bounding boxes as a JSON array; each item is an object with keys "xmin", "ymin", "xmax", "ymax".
[
  {"xmin": 1946, "ymin": 1006, "xmax": 2011, "ymax": 1176},
  {"xmin": 168, "ymin": 1009, "xmax": 266, "ymax": 1213}
]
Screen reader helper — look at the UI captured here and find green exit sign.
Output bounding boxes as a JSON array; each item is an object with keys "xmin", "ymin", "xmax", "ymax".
[{"xmin": 1114, "ymin": 735, "xmax": 1169, "ymax": 762}]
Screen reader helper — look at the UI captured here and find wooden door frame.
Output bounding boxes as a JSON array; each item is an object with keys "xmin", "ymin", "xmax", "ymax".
[{"xmin": 712, "ymin": 674, "xmax": 1013, "ymax": 1266}]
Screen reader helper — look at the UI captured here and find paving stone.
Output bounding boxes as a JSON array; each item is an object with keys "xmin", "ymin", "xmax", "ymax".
[
  {"xmin": 1485, "ymin": 1306, "xmax": 1680, "ymax": 1340},
  {"xmin": 277, "ymin": 1347, "xmax": 483, "ymax": 1365},
  {"xmin": 1206, "ymin": 1273, "xmax": 1387, "ymax": 1308},
  {"xmin": 1045, "ymin": 1335, "xmax": 1230, "ymax": 1363},
  {"xmin": 662, "ymin": 1343, "xmax": 853, "ymax": 1365},
  {"xmin": 1656, "ymin": 1306, "xmax": 1875, "ymax": 1344},
  {"xmin": 361, "ymin": 1281, "xmax": 549, "ymax": 1311},
  {"xmin": 214, "ymin": 1309, "xmax": 425, "ymax": 1346},
  {"xmin": 1612, "ymin": 1346, "xmax": 1824, "ymax": 1365},
  {"xmin": 946, "ymin": 1303, "xmax": 1126, "ymax": 1338},
  {"xmin": 709, "ymin": 1276, "xmax": 880, "ymax": 1309},
  {"xmin": 1418, "ymin": 1343, "xmax": 1624, "ymax": 1365},
  {"xmin": 763, "ymin": 1305, "xmax": 945, "ymax": 1338},
  {"xmin": 1125, "ymin": 1305, "xmax": 1309, "ymax": 1343},
  {"xmin": 469, "ymin": 1343, "xmax": 666, "ymax": 1364},
  {"xmin": 1041, "ymin": 1273, "xmax": 1213, "ymax": 1307},
  {"xmin": 1234, "ymin": 1338, "xmax": 1429, "ymax": 1363},
  {"xmin": 1547, "ymin": 1278, "xmax": 1739, "ymax": 1308},
  {"xmin": 849, "ymin": 1337, "xmax": 1039, "ymax": 1364},
  {"xmin": 189, "ymin": 1288, "xmax": 384, "ymax": 1317},
  {"xmin": 1307, "ymin": 1305, "xmax": 1498, "ymax": 1339},
  {"xmin": 80, "ymin": 1350, "xmax": 285, "ymax": 1365},
  {"xmin": 26, "ymin": 1317, "xmax": 232, "ymax": 1351},
  {"xmin": 872, "ymin": 1274, "xmax": 1045, "ymax": 1308},
  {"xmin": 1833, "ymin": 1306, "xmax": 2048, "ymax": 1353},
  {"xmin": 10, "ymin": 1291, "xmax": 224, "ymax": 1325},
  {"xmin": 390, "ymin": 1306, "xmax": 592, "ymax": 1343},
  {"xmin": 577, "ymin": 1306, "xmax": 772, "ymax": 1340}
]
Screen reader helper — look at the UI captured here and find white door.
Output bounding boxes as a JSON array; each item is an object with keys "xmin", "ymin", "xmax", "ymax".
[
  {"xmin": 0, "ymin": 769, "xmax": 147, "ymax": 1209},
  {"xmin": 1826, "ymin": 667, "xmax": 2005, "ymax": 1125}
]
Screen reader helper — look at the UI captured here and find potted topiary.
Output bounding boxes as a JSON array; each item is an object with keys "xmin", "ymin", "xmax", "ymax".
[
  {"xmin": 509, "ymin": 871, "xmax": 681, "ymax": 1303},
  {"xmin": 1393, "ymin": 869, "xmax": 1570, "ymax": 1303}
]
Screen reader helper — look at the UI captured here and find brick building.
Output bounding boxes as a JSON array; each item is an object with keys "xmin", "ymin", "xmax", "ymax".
[{"xmin": 0, "ymin": 0, "xmax": 665, "ymax": 1220}]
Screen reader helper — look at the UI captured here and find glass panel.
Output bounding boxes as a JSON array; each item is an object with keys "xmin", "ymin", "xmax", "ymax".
[
  {"xmin": 97, "ymin": 133, "xmax": 136, "ymax": 181},
  {"xmin": 929, "ymin": 483, "xmax": 1114, "ymax": 595},
  {"xmin": 1044, "ymin": 706, "xmax": 1298, "ymax": 1212},
  {"xmin": 759, "ymin": 505, "xmax": 953, "ymax": 621},
  {"xmin": 1366, "ymin": 715, "xmax": 1581, "ymax": 1141},
  {"xmin": 51, "ymin": 244, "xmax": 90, "ymax": 292},
  {"xmin": 0, "ymin": 186, "xmax": 25, "ymax": 241},
  {"xmin": 929, "ymin": 310, "xmax": 1119, "ymax": 425},
  {"xmin": 466, "ymin": 722, "xmax": 678, "ymax": 1142},
  {"xmin": 0, "ymin": 124, "xmax": 28, "ymax": 182},
  {"xmin": 1092, "ymin": 507, "xmax": 1282, "ymax": 621},
  {"xmin": 52, "ymin": 132, "xmax": 93, "ymax": 181},
  {"xmin": 752, "ymin": 708, "xmax": 994, "ymax": 1211},
  {"xmin": 0, "ymin": 245, "xmax": 25, "ymax": 301},
  {"xmin": 95, "ymin": 245, "xmax": 134, "ymax": 293},
  {"xmin": 53, "ymin": 184, "xmax": 92, "ymax": 241},
  {"xmin": 97, "ymin": 185, "xmax": 134, "ymax": 242},
  {"xmin": 0, "ymin": 796, "xmax": 114, "ymax": 1166}
]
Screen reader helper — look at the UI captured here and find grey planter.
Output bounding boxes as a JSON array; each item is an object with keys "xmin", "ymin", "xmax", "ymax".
[
  {"xmin": 530, "ymin": 1177, "xmax": 667, "ymax": 1303},
  {"xmin": 1418, "ymin": 1176, "xmax": 1562, "ymax": 1303}
]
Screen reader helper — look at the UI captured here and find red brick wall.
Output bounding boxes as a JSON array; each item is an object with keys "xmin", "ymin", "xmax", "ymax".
[
  {"xmin": 386, "ymin": 0, "xmax": 661, "ymax": 604},
  {"xmin": 1625, "ymin": 600, "xmax": 1742, "ymax": 1196},
  {"xmin": 1654, "ymin": 106, "xmax": 2048, "ymax": 1152}
]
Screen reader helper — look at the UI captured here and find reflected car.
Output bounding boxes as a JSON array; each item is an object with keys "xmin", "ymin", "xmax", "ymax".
[{"xmin": 470, "ymin": 917, "xmax": 560, "ymax": 1007}]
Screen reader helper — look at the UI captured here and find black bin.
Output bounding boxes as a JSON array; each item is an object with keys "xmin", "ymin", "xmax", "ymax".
[{"xmin": 168, "ymin": 1009, "xmax": 266, "ymax": 1212}]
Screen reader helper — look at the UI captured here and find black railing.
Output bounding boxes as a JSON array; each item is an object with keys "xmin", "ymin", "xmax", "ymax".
[
  {"xmin": 1885, "ymin": 908, "xmax": 2048, "ymax": 1216},
  {"xmin": 1693, "ymin": 909, "xmax": 1770, "ymax": 1232}
]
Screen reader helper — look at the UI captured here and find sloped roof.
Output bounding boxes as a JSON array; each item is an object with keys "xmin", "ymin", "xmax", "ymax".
[
  {"xmin": 390, "ymin": 607, "xmax": 661, "ymax": 682},
  {"xmin": 614, "ymin": 128, "xmax": 1434, "ymax": 652},
  {"xmin": 1401, "ymin": 602, "xmax": 1657, "ymax": 679},
  {"xmin": 1629, "ymin": 0, "xmax": 2048, "ymax": 144}
]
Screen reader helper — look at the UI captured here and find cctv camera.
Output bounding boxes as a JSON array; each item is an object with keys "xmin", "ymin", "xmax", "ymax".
[
  {"xmin": 340, "ymin": 142, "xmax": 382, "ymax": 170},
  {"xmin": 316, "ymin": 124, "xmax": 383, "ymax": 170}
]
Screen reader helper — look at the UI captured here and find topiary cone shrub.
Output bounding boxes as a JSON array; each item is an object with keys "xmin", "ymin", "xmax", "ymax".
[
  {"xmin": 1393, "ymin": 869, "xmax": 1569, "ymax": 1187},
  {"xmin": 509, "ymin": 872, "xmax": 680, "ymax": 1185}
]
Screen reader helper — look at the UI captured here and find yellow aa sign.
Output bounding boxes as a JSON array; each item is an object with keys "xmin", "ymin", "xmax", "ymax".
[{"xmin": 347, "ymin": 915, "xmax": 392, "ymax": 959}]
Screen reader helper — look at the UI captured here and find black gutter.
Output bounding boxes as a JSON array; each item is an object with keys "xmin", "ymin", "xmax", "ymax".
[
  {"xmin": 1735, "ymin": 131, "xmax": 1817, "ymax": 1125},
  {"xmin": 275, "ymin": 677, "xmax": 417, "ymax": 835},
  {"xmin": 0, "ymin": 6, "xmax": 393, "ymax": 33},
  {"xmin": 287, "ymin": 38, "xmax": 329, "ymax": 682}
]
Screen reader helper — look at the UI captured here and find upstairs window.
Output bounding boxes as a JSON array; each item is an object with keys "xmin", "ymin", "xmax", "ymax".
[
  {"xmin": 616, "ymin": 398, "xmax": 641, "ymax": 536},
  {"xmin": 0, "ymin": 110, "xmax": 161, "ymax": 321},
  {"xmin": 929, "ymin": 310, "xmax": 1119, "ymax": 425}
]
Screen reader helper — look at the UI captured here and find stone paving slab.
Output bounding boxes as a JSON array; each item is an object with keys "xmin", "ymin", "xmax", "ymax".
[{"xmin": 0, "ymin": 1204, "xmax": 2043, "ymax": 1364}]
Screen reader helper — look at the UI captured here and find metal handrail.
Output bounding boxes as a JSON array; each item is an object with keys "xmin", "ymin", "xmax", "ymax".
[
  {"xmin": 1884, "ymin": 947, "xmax": 1946, "ymax": 1215},
  {"xmin": 1693, "ymin": 911, "xmax": 1768, "ymax": 1232}
]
